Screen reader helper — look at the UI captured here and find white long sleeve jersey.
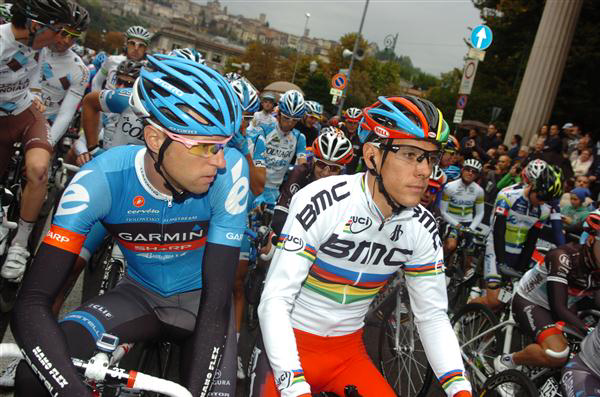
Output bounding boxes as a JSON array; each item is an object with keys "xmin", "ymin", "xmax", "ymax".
[{"xmin": 258, "ymin": 173, "xmax": 470, "ymax": 397}]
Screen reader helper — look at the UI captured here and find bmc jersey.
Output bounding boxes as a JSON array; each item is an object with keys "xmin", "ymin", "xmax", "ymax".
[
  {"xmin": 250, "ymin": 123, "xmax": 307, "ymax": 189},
  {"xmin": 38, "ymin": 48, "xmax": 88, "ymax": 121},
  {"xmin": 440, "ymin": 179, "xmax": 484, "ymax": 228},
  {"xmin": 516, "ymin": 243, "xmax": 598, "ymax": 310},
  {"xmin": 45, "ymin": 145, "xmax": 249, "ymax": 296},
  {"xmin": 258, "ymin": 173, "xmax": 469, "ymax": 397},
  {"xmin": 0, "ymin": 23, "xmax": 40, "ymax": 115},
  {"xmin": 99, "ymin": 88, "xmax": 145, "ymax": 148},
  {"xmin": 490, "ymin": 185, "xmax": 556, "ymax": 254}
]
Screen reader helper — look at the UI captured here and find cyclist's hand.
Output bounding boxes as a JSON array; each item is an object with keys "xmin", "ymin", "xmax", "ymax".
[
  {"xmin": 260, "ymin": 231, "xmax": 274, "ymax": 256},
  {"xmin": 76, "ymin": 152, "xmax": 92, "ymax": 166},
  {"xmin": 230, "ymin": 131, "xmax": 249, "ymax": 156},
  {"xmin": 32, "ymin": 96, "xmax": 46, "ymax": 113}
]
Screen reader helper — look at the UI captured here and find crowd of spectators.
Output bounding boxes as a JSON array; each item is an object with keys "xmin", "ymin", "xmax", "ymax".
[{"xmin": 453, "ymin": 122, "xmax": 599, "ymax": 236}]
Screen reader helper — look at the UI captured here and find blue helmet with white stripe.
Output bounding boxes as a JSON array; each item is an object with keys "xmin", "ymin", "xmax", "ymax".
[
  {"xmin": 279, "ymin": 90, "xmax": 306, "ymax": 119},
  {"xmin": 130, "ymin": 54, "xmax": 241, "ymax": 138}
]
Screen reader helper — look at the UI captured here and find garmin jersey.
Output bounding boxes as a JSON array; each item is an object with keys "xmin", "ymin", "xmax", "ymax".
[
  {"xmin": 490, "ymin": 185, "xmax": 556, "ymax": 254},
  {"xmin": 98, "ymin": 87, "xmax": 145, "ymax": 148},
  {"xmin": 92, "ymin": 54, "xmax": 125, "ymax": 91},
  {"xmin": 45, "ymin": 145, "xmax": 249, "ymax": 296},
  {"xmin": 0, "ymin": 23, "xmax": 41, "ymax": 115},
  {"xmin": 258, "ymin": 172, "xmax": 469, "ymax": 397},
  {"xmin": 516, "ymin": 243, "xmax": 598, "ymax": 310},
  {"xmin": 581, "ymin": 324, "xmax": 600, "ymax": 379},
  {"xmin": 38, "ymin": 48, "xmax": 88, "ymax": 121},
  {"xmin": 440, "ymin": 179, "xmax": 484, "ymax": 227},
  {"xmin": 252, "ymin": 123, "xmax": 307, "ymax": 189}
]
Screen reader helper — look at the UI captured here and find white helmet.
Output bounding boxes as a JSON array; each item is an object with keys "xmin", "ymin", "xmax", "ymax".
[
  {"xmin": 169, "ymin": 48, "xmax": 205, "ymax": 65},
  {"xmin": 344, "ymin": 107, "xmax": 363, "ymax": 122},
  {"xmin": 126, "ymin": 26, "xmax": 151, "ymax": 44},
  {"xmin": 305, "ymin": 100, "xmax": 323, "ymax": 117},
  {"xmin": 279, "ymin": 90, "xmax": 306, "ymax": 119},
  {"xmin": 430, "ymin": 165, "xmax": 447, "ymax": 185},
  {"xmin": 463, "ymin": 158, "xmax": 482, "ymax": 173},
  {"xmin": 229, "ymin": 78, "xmax": 260, "ymax": 113},
  {"xmin": 313, "ymin": 130, "xmax": 354, "ymax": 165},
  {"xmin": 523, "ymin": 159, "xmax": 547, "ymax": 183}
]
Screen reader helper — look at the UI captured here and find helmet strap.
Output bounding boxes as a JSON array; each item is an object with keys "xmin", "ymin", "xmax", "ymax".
[
  {"xmin": 368, "ymin": 142, "xmax": 405, "ymax": 216},
  {"xmin": 148, "ymin": 137, "xmax": 191, "ymax": 204}
]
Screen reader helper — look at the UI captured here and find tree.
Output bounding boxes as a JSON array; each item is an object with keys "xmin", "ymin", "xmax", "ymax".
[{"xmin": 227, "ymin": 41, "xmax": 280, "ymax": 90}]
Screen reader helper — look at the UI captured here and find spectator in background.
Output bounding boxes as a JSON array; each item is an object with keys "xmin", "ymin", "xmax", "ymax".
[
  {"xmin": 545, "ymin": 124, "xmax": 562, "ymax": 154},
  {"xmin": 497, "ymin": 144, "xmax": 509, "ymax": 156},
  {"xmin": 483, "ymin": 154, "xmax": 511, "ymax": 203},
  {"xmin": 515, "ymin": 145, "xmax": 529, "ymax": 163},
  {"xmin": 528, "ymin": 124, "xmax": 548, "ymax": 148},
  {"xmin": 496, "ymin": 160, "xmax": 523, "ymax": 190},
  {"xmin": 563, "ymin": 123, "xmax": 581, "ymax": 157},
  {"xmin": 569, "ymin": 134, "xmax": 591, "ymax": 163},
  {"xmin": 483, "ymin": 123, "xmax": 501, "ymax": 151},
  {"xmin": 526, "ymin": 138, "xmax": 546, "ymax": 162},
  {"xmin": 486, "ymin": 147, "xmax": 498, "ymax": 160},
  {"xmin": 571, "ymin": 147, "xmax": 594, "ymax": 177},
  {"xmin": 561, "ymin": 187, "xmax": 592, "ymax": 226},
  {"xmin": 461, "ymin": 128, "xmax": 480, "ymax": 149},
  {"xmin": 508, "ymin": 134, "xmax": 522, "ymax": 159},
  {"xmin": 560, "ymin": 176, "xmax": 593, "ymax": 209}
]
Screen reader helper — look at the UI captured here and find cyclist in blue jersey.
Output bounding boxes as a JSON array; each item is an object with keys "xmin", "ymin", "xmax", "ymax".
[
  {"xmin": 250, "ymin": 90, "xmax": 307, "ymax": 208},
  {"xmin": 12, "ymin": 55, "xmax": 249, "ymax": 397},
  {"xmin": 441, "ymin": 135, "xmax": 461, "ymax": 182}
]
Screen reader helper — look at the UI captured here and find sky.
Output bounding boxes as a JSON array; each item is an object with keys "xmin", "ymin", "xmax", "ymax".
[{"xmin": 218, "ymin": 0, "xmax": 483, "ymax": 76}]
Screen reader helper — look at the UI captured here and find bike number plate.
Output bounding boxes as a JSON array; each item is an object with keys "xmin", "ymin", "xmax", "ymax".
[{"xmin": 497, "ymin": 288, "xmax": 512, "ymax": 303}]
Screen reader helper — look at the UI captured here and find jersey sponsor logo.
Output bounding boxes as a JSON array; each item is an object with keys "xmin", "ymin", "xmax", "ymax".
[
  {"xmin": 374, "ymin": 125, "xmax": 389, "ymax": 137},
  {"xmin": 275, "ymin": 370, "xmax": 293, "ymax": 390},
  {"xmin": 87, "ymin": 304, "xmax": 113, "ymax": 319},
  {"xmin": 56, "ymin": 170, "xmax": 93, "ymax": 216},
  {"xmin": 289, "ymin": 183, "xmax": 300, "ymax": 195},
  {"xmin": 118, "ymin": 230, "xmax": 204, "ymax": 242},
  {"xmin": 43, "ymin": 225, "xmax": 85, "ymax": 255},
  {"xmin": 121, "ymin": 117, "xmax": 144, "ymax": 140},
  {"xmin": 557, "ymin": 253, "xmax": 570, "ymax": 277},
  {"xmin": 152, "ymin": 77, "xmax": 184, "ymax": 97},
  {"xmin": 296, "ymin": 181, "xmax": 350, "ymax": 230},
  {"xmin": 320, "ymin": 233, "xmax": 413, "ymax": 266},
  {"xmin": 0, "ymin": 78, "xmax": 30, "ymax": 93},
  {"xmin": 413, "ymin": 206, "xmax": 442, "ymax": 250},
  {"xmin": 343, "ymin": 216, "xmax": 372, "ymax": 234},
  {"xmin": 225, "ymin": 158, "xmax": 249, "ymax": 215},
  {"xmin": 390, "ymin": 224, "xmax": 403, "ymax": 242},
  {"xmin": 133, "ymin": 195, "xmax": 145, "ymax": 208},
  {"xmin": 282, "ymin": 234, "xmax": 304, "ymax": 252},
  {"xmin": 226, "ymin": 232, "xmax": 243, "ymax": 241}
]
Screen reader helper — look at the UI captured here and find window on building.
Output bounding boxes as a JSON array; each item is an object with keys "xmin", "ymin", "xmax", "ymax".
[
  {"xmin": 211, "ymin": 53, "xmax": 222, "ymax": 64},
  {"xmin": 171, "ymin": 43, "xmax": 181, "ymax": 51}
]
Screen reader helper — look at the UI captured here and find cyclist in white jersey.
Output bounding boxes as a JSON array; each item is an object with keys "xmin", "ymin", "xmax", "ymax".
[
  {"xmin": 0, "ymin": 0, "xmax": 86, "ymax": 281},
  {"xmin": 33, "ymin": 3, "xmax": 89, "ymax": 146},
  {"xmin": 254, "ymin": 96, "xmax": 471, "ymax": 397},
  {"xmin": 249, "ymin": 90, "xmax": 307, "ymax": 207},
  {"xmin": 252, "ymin": 91, "xmax": 277, "ymax": 129},
  {"xmin": 440, "ymin": 158, "xmax": 484, "ymax": 275},
  {"xmin": 90, "ymin": 25, "xmax": 149, "ymax": 92}
]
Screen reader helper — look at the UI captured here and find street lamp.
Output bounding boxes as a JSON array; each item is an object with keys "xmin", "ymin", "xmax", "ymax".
[
  {"xmin": 309, "ymin": 60, "xmax": 318, "ymax": 73},
  {"xmin": 291, "ymin": 12, "xmax": 310, "ymax": 84}
]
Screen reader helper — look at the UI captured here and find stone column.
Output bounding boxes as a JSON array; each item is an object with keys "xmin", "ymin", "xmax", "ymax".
[{"xmin": 505, "ymin": 0, "xmax": 583, "ymax": 145}]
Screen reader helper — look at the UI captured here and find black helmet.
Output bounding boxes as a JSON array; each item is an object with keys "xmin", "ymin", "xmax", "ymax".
[
  {"xmin": 532, "ymin": 165, "xmax": 563, "ymax": 202},
  {"xmin": 13, "ymin": 0, "xmax": 72, "ymax": 26},
  {"xmin": 68, "ymin": 2, "xmax": 89, "ymax": 32},
  {"xmin": 116, "ymin": 59, "xmax": 143, "ymax": 79}
]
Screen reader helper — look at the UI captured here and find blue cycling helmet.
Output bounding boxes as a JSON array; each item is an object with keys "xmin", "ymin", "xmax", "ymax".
[
  {"xmin": 169, "ymin": 48, "xmax": 205, "ymax": 65},
  {"xmin": 130, "ymin": 54, "xmax": 242, "ymax": 138},
  {"xmin": 229, "ymin": 78, "xmax": 260, "ymax": 113},
  {"xmin": 305, "ymin": 100, "xmax": 323, "ymax": 117},
  {"xmin": 279, "ymin": 90, "xmax": 306, "ymax": 119},
  {"xmin": 92, "ymin": 52, "xmax": 107, "ymax": 69}
]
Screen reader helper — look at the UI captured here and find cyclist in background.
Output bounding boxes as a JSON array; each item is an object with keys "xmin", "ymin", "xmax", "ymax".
[
  {"xmin": 441, "ymin": 135, "xmax": 461, "ymax": 182},
  {"xmin": 421, "ymin": 165, "xmax": 447, "ymax": 229},
  {"xmin": 561, "ymin": 321, "xmax": 600, "ymax": 397},
  {"xmin": 496, "ymin": 211, "xmax": 600, "ymax": 372},
  {"xmin": 169, "ymin": 47, "xmax": 205, "ymax": 65},
  {"xmin": 296, "ymin": 100, "xmax": 322, "ymax": 146},
  {"xmin": 253, "ymin": 96, "xmax": 471, "ymax": 397},
  {"xmin": 0, "ymin": 0, "xmax": 79, "ymax": 281},
  {"xmin": 90, "ymin": 25, "xmax": 150, "ymax": 92},
  {"xmin": 252, "ymin": 91, "xmax": 277, "ymax": 129},
  {"xmin": 471, "ymin": 165, "xmax": 564, "ymax": 311},
  {"xmin": 340, "ymin": 107, "xmax": 363, "ymax": 174},
  {"xmin": 13, "ymin": 55, "xmax": 248, "ymax": 397},
  {"xmin": 34, "ymin": 2, "xmax": 90, "ymax": 147}
]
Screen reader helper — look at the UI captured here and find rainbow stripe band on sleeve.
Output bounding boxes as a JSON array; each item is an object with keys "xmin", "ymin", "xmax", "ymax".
[
  {"xmin": 404, "ymin": 260, "xmax": 444, "ymax": 277},
  {"xmin": 297, "ymin": 244, "xmax": 317, "ymax": 262},
  {"xmin": 292, "ymin": 369, "xmax": 305, "ymax": 385},
  {"xmin": 439, "ymin": 369, "xmax": 466, "ymax": 390}
]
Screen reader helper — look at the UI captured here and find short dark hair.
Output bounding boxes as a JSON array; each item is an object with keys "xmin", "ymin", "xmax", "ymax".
[
  {"xmin": 514, "ymin": 134, "xmax": 522, "ymax": 144},
  {"xmin": 11, "ymin": 9, "xmax": 27, "ymax": 29}
]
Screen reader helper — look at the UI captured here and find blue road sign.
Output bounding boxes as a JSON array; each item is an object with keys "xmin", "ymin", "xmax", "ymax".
[
  {"xmin": 457, "ymin": 95, "xmax": 468, "ymax": 110},
  {"xmin": 471, "ymin": 25, "xmax": 493, "ymax": 50}
]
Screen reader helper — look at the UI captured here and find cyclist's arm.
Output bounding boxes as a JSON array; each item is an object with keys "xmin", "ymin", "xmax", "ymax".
[
  {"xmin": 405, "ymin": 217, "xmax": 471, "ymax": 397},
  {"xmin": 492, "ymin": 192, "xmax": 511, "ymax": 265},
  {"xmin": 546, "ymin": 250, "xmax": 588, "ymax": 333},
  {"xmin": 11, "ymin": 164, "xmax": 111, "ymax": 397},
  {"xmin": 272, "ymin": 164, "xmax": 309, "ymax": 237},
  {"xmin": 439, "ymin": 189, "xmax": 460, "ymax": 226},
  {"xmin": 248, "ymin": 132, "xmax": 267, "ymax": 196},
  {"xmin": 469, "ymin": 188, "xmax": 485, "ymax": 230},
  {"xmin": 258, "ymin": 182, "xmax": 338, "ymax": 397},
  {"xmin": 519, "ymin": 225, "xmax": 542, "ymax": 272},
  {"xmin": 49, "ymin": 65, "xmax": 89, "ymax": 145},
  {"xmin": 90, "ymin": 59, "xmax": 108, "ymax": 92},
  {"xmin": 82, "ymin": 91, "xmax": 103, "ymax": 149},
  {"xmin": 184, "ymin": 150, "xmax": 249, "ymax": 396},
  {"xmin": 295, "ymin": 132, "xmax": 307, "ymax": 165},
  {"xmin": 549, "ymin": 202, "xmax": 566, "ymax": 246}
]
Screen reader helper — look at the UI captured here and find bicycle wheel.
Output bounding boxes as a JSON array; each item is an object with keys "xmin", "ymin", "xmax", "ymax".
[
  {"xmin": 480, "ymin": 369, "xmax": 539, "ymax": 397},
  {"xmin": 378, "ymin": 302, "xmax": 433, "ymax": 397},
  {"xmin": 451, "ymin": 303, "xmax": 501, "ymax": 392}
]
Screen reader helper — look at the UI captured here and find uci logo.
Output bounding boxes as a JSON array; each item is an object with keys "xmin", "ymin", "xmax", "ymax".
[
  {"xmin": 283, "ymin": 235, "xmax": 304, "ymax": 252},
  {"xmin": 133, "ymin": 195, "xmax": 145, "ymax": 208},
  {"xmin": 374, "ymin": 126, "xmax": 389, "ymax": 138},
  {"xmin": 345, "ymin": 216, "xmax": 372, "ymax": 234}
]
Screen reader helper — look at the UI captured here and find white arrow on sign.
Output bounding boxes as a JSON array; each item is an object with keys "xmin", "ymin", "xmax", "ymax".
[{"xmin": 476, "ymin": 28, "xmax": 487, "ymax": 49}]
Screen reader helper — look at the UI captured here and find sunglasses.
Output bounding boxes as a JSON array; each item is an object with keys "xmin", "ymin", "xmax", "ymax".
[
  {"xmin": 374, "ymin": 143, "xmax": 442, "ymax": 166},
  {"xmin": 463, "ymin": 167, "xmax": 479, "ymax": 174},
  {"xmin": 147, "ymin": 120, "xmax": 231, "ymax": 157},
  {"xmin": 315, "ymin": 159, "xmax": 343, "ymax": 174},
  {"xmin": 117, "ymin": 78, "xmax": 135, "ymax": 88},
  {"xmin": 60, "ymin": 28, "xmax": 82, "ymax": 39},
  {"xmin": 127, "ymin": 40, "xmax": 148, "ymax": 48},
  {"xmin": 280, "ymin": 114, "xmax": 301, "ymax": 123}
]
